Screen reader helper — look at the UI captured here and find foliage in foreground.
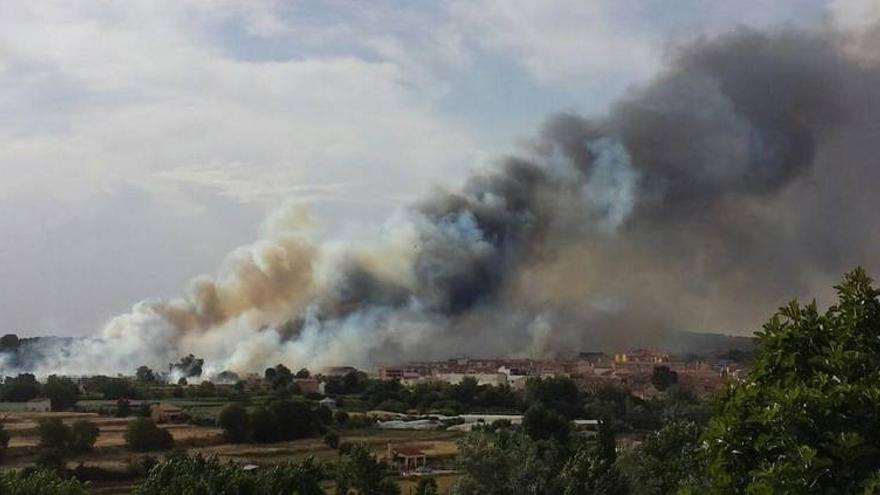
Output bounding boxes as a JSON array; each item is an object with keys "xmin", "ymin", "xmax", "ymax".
[
  {"xmin": 135, "ymin": 453, "xmax": 324, "ymax": 495},
  {"xmin": 0, "ymin": 469, "xmax": 88, "ymax": 495},
  {"xmin": 452, "ymin": 422, "xmax": 628, "ymax": 495},
  {"xmin": 704, "ymin": 268, "xmax": 880, "ymax": 493}
]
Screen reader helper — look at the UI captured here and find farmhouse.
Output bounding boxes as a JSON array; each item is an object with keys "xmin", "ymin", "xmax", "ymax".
[
  {"xmin": 26, "ymin": 398, "xmax": 51, "ymax": 412},
  {"xmin": 387, "ymin": 443, "xmax": 428, "ymax": 473}
]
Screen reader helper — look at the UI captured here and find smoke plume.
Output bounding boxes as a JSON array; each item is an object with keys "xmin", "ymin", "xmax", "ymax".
[{"xmin": 5, "ymin": 23, "xmax": 880, "ymax": 377}]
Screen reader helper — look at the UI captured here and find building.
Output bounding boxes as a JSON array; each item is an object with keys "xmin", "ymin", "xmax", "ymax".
[
  {"xmin": 387, "ymin": 443, "xmax": 428, "ymax": 473},
  {"xmin": 150, "ymin": 403, "xmax": 183, "ymax": 423},
  {"xmin": 294, "ymin": 378, "xmax": 323, "ymax": 395},
  {"xmin": 26, "ymin": 398, "xmax": 51, "ymax": 412}
]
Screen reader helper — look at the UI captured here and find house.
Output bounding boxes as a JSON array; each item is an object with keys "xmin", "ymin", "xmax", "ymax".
[
  {"xmin": 387, "ymin": 443, "xmax": 428, "ymax": 473},
  {"xmin": 26, "ymin": 398, "xmax": 51, "ymax": 412},
  {"xmin": 150, "ymin": 403, "xmax": 183, "ymax": 423},
  {"xmin": 319, "ymin": 397, "xmax": 337, "ymax": 410},
  {"xmin": 294, "ymin": 378, "xmax": 322, "ymax": 395}
]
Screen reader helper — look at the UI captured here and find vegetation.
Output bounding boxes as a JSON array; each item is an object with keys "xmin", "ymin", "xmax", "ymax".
[
  {"xmin": 135, "ymin": 453, "xmax": 324, "ymax": 495},
  {"xmin": 217, "ymin": 403, "xmax": 249, "ymax": 442},
  {"xmin": 703, "ymin": 268, "xmax": 880, "ymax": 493},
  {"xmin": 0, "ymin": 469, "xmax": 88, "ymax": 495},
  {"xmin": 335, "ymin": 442, "xmax": 400, "ymax": 495},
  {"xmin": 124, "ymin": 418, "xmax": 174, "ymax": 452}
]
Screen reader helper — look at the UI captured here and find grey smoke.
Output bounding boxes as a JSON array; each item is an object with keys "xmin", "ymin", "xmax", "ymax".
[{"xmin": 4, "ymin": 24, "xmax": 880, "ymax": 376}]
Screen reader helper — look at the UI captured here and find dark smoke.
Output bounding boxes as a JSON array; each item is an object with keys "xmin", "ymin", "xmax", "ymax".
[{"xmin": 6, "ymin": 24, "xmax": 880, "ymax": 376}]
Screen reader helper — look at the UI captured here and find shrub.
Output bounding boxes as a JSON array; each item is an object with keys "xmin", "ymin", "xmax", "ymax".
[
  {"xmin": 218, "ymin": 403, "xmax": 250, "ymax": 443},
  {"xmin": 323, "ymin": 432, "xmax": 339, "ymax": 449},
  {"xmin": 124, "ymin": 418, "xmax": 174, "ymax": 452},
  {"xmin": 134, "ymin": 453, "xmax": 323, "ymax": 495},
  {"xmin": 250, "ymin": 407, "xmax": 279, "ymax": 443},
  {"xmin": 69, "ymin": 421, "xmax": 99, "ymax": 454},
  {"xmin": 0, "ymin": 469, "xmax": 88, "ymax": 495}
]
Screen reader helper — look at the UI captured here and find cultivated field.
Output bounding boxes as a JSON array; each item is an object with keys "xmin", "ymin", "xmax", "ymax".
[{"xmin": 0, "ymin": 410, "xmax": 464, "ymax": 494}]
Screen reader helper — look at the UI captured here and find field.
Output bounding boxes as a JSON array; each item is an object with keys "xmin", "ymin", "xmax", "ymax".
[{"xmin": 0, "ymin": 409, "xmax": 464, "ymax": 494}]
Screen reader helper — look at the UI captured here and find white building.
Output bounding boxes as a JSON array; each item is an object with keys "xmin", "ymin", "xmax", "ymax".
[{"xmin": 26, "ymin": 398, "xmax": 51, "ymax": 412}]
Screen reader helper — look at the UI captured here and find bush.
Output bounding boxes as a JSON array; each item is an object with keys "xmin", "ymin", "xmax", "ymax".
[
  {"xmin": 323, "ymin": 432, "xmax": 339, "ymax": 449},
  {"xmin": 134, "ymin": 453, "xmax": 324, "ymax": 495},
  {"xmin": 250, "ymin": 407, "xmax": 279, "ymax": 443},
  {"xmin": 218, "ymin": 403, "xmax": 250, "ymax": 443},
  {"xmin": 124, "ymin": 418, "xmax": 174, "ymax": 452},
  {"xmin": 334, "ymin": 410, "xmax": 350, "ymax": 426},
  {"xmin": 0, "ymin": 469, "xmax": 88, "ymax": 494},
  {"xmin": 37, "ymin": 418, "xmax": 73, "ymax": 450},
  {"xmin": 69, "ymin": 421, "xmax": 99, "ymax": 454}
]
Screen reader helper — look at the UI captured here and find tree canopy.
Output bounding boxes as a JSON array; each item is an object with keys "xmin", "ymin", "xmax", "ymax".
[{"xmin": 704, "ymin": 268, "xmax": 880, "ymax": 493}]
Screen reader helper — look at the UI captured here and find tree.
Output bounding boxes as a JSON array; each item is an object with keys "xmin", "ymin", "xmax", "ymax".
[
  {"xmin": 524, "ymin": 376, "xmax": 581, "ymax": 418},
  {"xmin": 136, "ymin": 366, "xmax": 157, "ymax": 383},
  {"xmin": 42, "ymin": 375, "xmax": 79, "ymax": 411},
  {"xmin": 250, "ymin": 407, "xmax": 279, "ymax": 443},
  {"xmin": 265, "ymin": 364, "xmax": 293, "ymax": 390},
  {"xmin": 0, "ymin": 469, "xmax": 87, "ymax": 494},
  {"xmin": 452, "ymin": 429, "xmax": 560, "ymax": 495},
  {"xmin": 1, "ymin": 374, "xmax": 40, "ymax": 402},
  {"xmin": 414, "ymin": 477, "xmax": 438, "ymax": 495},
  {"xmin": 704, "ymin": 268, "xmax": 880, "ymax": 493},
  {"xmin": 218, "ymin": 403, "xmax": 250, "ymax": 443},
  {"xmin": 125, "ymin": 418, "xmax": 174, "ymax": 452},
  {"xmin": 135, "ymin": 453, "xmax": 324, "ymax": 495},
  {"xmin": 335, "ymin": 443, "xmax": 399, "ymax": 495},
  {"xmin": 116, "ymin": 398, "xmax": 131, "ymax": 417},
  {"xmin": 69, "ymin": 420, "xmax": 99, "ymax": 454},
  {"xmin": 522, "ymin": 404, "xmax": 570, "ymax": 443},
  {"xmin": 37, "ymin": 418, "xmax": 73, "ymax": 451},
  {"xmin": 324, "ymin": 432, "xmax": 340, "ymax": 449},
  {"xmin": 295, "ymin": 368, "xmax": 310, "ymax": 379},
  {"xmin": 559, "ymin": 419, "xmax": 628, "ymax": 495},
  {"xmin": 0, "ymin": 421, "xmax": 10, "ymax": 461},
  {"xmin": 170, "ymin": 354, "xmax": 204, "ymax": 379},
  {"xmin": 617, "ymin": 421, "xmax": 706, "ymax": 495},
  {"xmin": 36, "ymin": 418, "xmax": 98, "ymax": 456},
  {"xmin": 649, "ymin": 366, "xmax": 678, "ymax": 391},
  {"xmin": 270, "ymin": 400, "xmax": 320, "ymax": 441}
]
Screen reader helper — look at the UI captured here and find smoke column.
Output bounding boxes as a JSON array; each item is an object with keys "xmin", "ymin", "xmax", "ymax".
[{"xmin": 4, "ymin": 23, "xmax": 880, "ymax": 377}]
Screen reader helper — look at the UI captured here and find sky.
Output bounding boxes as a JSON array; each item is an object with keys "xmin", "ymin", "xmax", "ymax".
[{"xmin": 0, "ymin": 0, "xmax": 873, "ymax": 337}]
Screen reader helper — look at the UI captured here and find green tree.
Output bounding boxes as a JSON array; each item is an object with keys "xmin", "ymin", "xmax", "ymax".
[
  {"xmin": 42, "ymin": 375, "xmax": 79, "ymax": 411},
  {"xmin": 135, "ymin": 453, "xmax": 324, "ymax": 495},
  {"xmin": 618, "ymin": 421, "xmax": 706, "ymax": 495},
  {"xmin": 271, "ymin": 400, "xmax": 320, "ymax": 440},
  {"xmin": 69, "ymin": 420, "xmax": 99, "ymax": 454},
  {"xmin": 218, "ymin": 403, "xmax": 250, "ymax": 443},
  {"xmin": 37, "ymin": 418, "xmax": 73, "ymax": 451},
  {"xmin": 0, "ymin": 469, "xmax": 87, "ymax": 495},
  {"xmin": 414, "ymin": 477, "xmax": 438, "ymax": 495},
  {"xmin": 522, "ymin": 404, "xmax": 570, "ymax": 443},
  {"xmin": 649, "ymin": 366, "xmax": 678, "ymax": 391},
  {"xmin": 124, "ymin": 418, "xmax": 174, "ymax": 452},
  {"xmin": 704, "ymin": 268, "xmax": 880, "ymax": 494},
  {"xmin": 559, "ymin": 420, "xmax": 628, "ymax": 495},
  {"xmin": 335, "ymin": 443, "xmax": 399, "ymax": 495},
  {"xmin": 452, "ymin": 429, "xmax": 560, "ymax": 495},
  {"xmin": 136, "ymin": 365, "xmax": 157, "ymax": 383},
  {"xmin": 0, "ymin": 420, "xmax": 9, "ymax": 461},
  {"xmin": 250, "ymin": 406, "xmax": 279, "ymax": 443},
  {"xmin": 2, "ymin": 374, "xmax": 40, "ymax": 402},
  {"xmin": 324, "ymin": 431, "xmax": 340, "ymax": 449}
]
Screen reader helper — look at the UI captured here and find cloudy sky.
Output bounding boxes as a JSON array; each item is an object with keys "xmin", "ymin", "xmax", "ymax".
[{"xmin": 0, "ymin": 0, "xmax": 872, "ymax": 337}]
